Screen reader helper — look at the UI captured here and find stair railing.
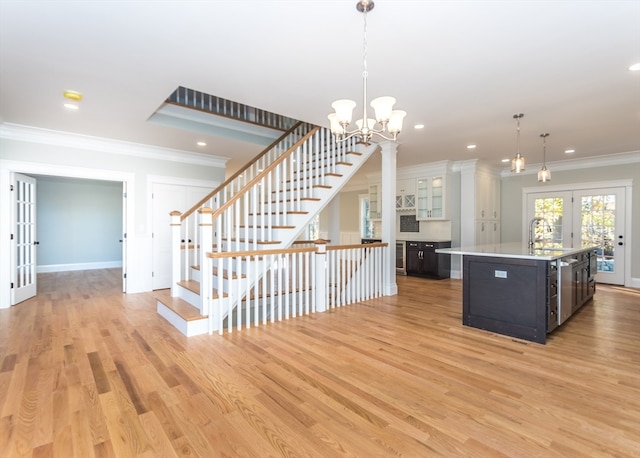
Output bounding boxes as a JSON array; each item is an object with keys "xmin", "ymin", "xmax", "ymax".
[{"xmin": 205, "ymin": 241, "xmax": 387, "ymax": 334}]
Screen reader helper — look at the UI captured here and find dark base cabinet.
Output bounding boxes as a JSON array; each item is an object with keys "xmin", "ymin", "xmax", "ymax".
[
  {"xmin": 462, "ymin": 250, "xmax": 596, "ymax": 344},
  {"xmin": 406, "ymin": 241, "xmax": 451, "ymax": 279}
]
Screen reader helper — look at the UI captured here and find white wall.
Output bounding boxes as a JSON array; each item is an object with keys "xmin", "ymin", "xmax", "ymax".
[
  {"xmin": 0, "ymin": 125, "xmax": 227, "ymax": 308},
  {"xmin": 36, "ymin": 176, "xmax": 123, "ymax": 271}
]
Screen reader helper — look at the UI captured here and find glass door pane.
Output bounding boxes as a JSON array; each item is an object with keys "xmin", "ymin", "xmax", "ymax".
[
  {"xmin": 526, "ymin": 191, "xmax": 572, "ymax": 248},
  {"xmin": 574, "ymin": 188, "xmax": 625, "ymax": 285}
]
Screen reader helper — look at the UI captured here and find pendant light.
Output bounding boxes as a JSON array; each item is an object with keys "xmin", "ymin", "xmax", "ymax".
[
  {"xmin": 327, "ymin": 0, "xmax": 406, "ymax": 143},
  {"xmin": 538, "ymin": 133, "xmax": 551, "ymax": 182},
  {"xmin": 511, "ymin": 113, "xmax": 525, "ymax": 173}
]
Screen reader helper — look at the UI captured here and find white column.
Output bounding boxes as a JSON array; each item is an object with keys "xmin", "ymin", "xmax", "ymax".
[
  {"xmin": 314, "ymin": 240, "xmax": 327, "ymax": 312},
  {"xmin": 198, "ymin": 207, "xmax": 213, "ymax": 316},
  {"xmin": 379, "ymin": 141, "xmax": 398, "ymax": 296}
]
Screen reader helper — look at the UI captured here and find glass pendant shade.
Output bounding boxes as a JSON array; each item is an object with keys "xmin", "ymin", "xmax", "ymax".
[
  {"xmin": 537, "ymin": 133, "xmax": 551, "ymax": 182},
  {"xmin": 331, "ymin": 99, "xmax": 356, "ymax": 124},
  {"xmin": 370, "ymin": 96, "xmax": 396, "ymax": 122},
  {"xmin": 327, "ymin": 113, "xmax": 343, "ymax": 136},
  {"xmin": 511, "ymin": 153, "xmax": 525, "ymax": 173},
  {"xmin": 387, "ymin": 110, "xmax": 407, "ymax": 135},
  {"xmin": 538, "ymin": 166, "xmax": 551, "ymax": 182}
]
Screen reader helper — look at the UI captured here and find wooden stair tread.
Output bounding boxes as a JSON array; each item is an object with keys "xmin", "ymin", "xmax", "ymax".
[
  {"xmin": 177, "ymin": 280, "xmax": 226, "ymax": 298},
  {"xmin": 155, "ymin": 290, "xmax": 206, "ymax": 322},
  {"xmin": 272, "ymin": 185, "xmax": 331, "ymax": 193}
]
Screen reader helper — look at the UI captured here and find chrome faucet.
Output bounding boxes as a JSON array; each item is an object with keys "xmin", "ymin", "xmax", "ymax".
[{"xmin": 529, "ymin": 217, "xmax": 544, "ymax": 250}]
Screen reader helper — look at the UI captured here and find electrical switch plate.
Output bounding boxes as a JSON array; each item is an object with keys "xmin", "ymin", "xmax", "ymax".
[{"xmin": 495, "ymin": 270, "xmax": 507, "ymax": 278}]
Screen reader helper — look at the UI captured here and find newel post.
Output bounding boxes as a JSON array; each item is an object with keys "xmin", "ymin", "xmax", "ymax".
[
  {"xmin": 314, "ymin": 240, "xmax": 328, "ymax": 312},
  {"xmin": 170, "ymin": 211, "xmax": 182, "ymax": 297},
  {"xmin": 199, "ymin": 207, "xmax": 213, "ymax": 316}
]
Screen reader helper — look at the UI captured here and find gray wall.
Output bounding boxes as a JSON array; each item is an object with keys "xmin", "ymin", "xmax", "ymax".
[
  {"xmin": 36, "ymin": 176, "xmax": 122, "ymax": 267},
  {"xmin": 501, "ymin": 161, "xmax": 640, "ymax": 280}
]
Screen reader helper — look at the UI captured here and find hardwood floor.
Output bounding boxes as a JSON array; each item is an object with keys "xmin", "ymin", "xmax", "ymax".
[{"xmin": 1, "ymin": 269, "xmax": 638, "ymax": 457}]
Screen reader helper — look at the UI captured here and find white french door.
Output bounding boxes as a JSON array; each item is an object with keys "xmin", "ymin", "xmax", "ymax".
[
  {"xmin": 526, "ymin": 186, "xmax": 626, "ymax": 285},
  {"xmin": 12, "ymin": 173, "xmax": 37, "ymax": 304}
]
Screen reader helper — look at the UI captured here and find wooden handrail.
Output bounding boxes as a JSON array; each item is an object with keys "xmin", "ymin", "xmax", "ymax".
[
  {"xmin": 327, "ymin": 242, "xmax": 388, "ymax": 251},
  {"xmin": 208, "ymin": 246, "xmax": 316, "ymax": 258},
  {"xmin": 206, "ymin": 125, "xmax": 321, "ymax": 223},
  {"xmin": 208, "ymin": 242, "xmax": 387, "ymax": 259},
  {"xmin": 181, "ymin": 121, "xmax": 307, "ymax": 221}
]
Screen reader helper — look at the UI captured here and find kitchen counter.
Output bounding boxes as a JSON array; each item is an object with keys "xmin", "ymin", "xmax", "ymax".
[
  {"xmin": 435, "ymin": 242, "xmax": 589, "ymax": 260},
  {"xmin": 437, "ymin": 244, "xmax": 597, "ymax": 344}
]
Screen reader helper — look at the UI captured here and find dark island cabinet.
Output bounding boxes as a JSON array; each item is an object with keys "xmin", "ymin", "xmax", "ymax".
[{"xmin": 406, "ymin": 241, "xmax": 451, "ymax": 279}]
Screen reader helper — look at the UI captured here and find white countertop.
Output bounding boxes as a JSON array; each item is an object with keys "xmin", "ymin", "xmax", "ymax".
[{"xmin": 436, "ymin": 242, "xmax": 594, "ymax": 261}]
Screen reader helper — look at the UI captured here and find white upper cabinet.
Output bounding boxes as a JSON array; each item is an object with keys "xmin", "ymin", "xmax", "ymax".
[
  {"xmin": 396, "ymin": 179, "xmax": 416, "ymax": 210},
  {"xmin": 416, "ymin": 175, "xmax": 449, "ymax": 220},
  {"xmin": 476, "ymin": 172, "xmax": 501, "ymax": 221}
]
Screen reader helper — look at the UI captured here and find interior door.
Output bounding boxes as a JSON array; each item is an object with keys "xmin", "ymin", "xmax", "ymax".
[
  {"xmin": 12, "ymin": 173, "xmax": 37, "ymax": 304},
  {"xmin": 152, "ymin": 183, "xmax": 212, "ymax": 290},
  {"xmin": 573, "ymin": 188, "xmax": 625, "ymax": 285}
]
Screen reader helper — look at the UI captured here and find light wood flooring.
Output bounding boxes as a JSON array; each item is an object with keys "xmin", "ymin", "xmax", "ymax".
[{"xmin": 1, "ymin": 269, "xmax": 639, "ymax": 457}]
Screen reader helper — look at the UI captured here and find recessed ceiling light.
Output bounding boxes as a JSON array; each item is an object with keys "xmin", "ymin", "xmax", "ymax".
[
  {"xmin": 629, "ymin": 63, "xmax": 640, "ymax": 71},
  {"xmin": 63, "ymin": 90, "xmax": 83, "ymax": 101},
  {"xmin": 565, "ymin": 149, "xmax": 575, "ymax": 154},
  {"xmin": 63, "ymin": 103, "xmax": 79, "ymax": 110},
  {"xmin": 501, "ymin": 158, "xmax": 510, "ymax": 163},
  {"xmin": 467, "ymin": 144, "xmax": 476, "ymax": 149},
  {"xmin": 197, "ymin": 141, "xmax": 206, "ymax": 147},
  {"xmin": 414, "ymin": 124, "xmax": 424, "ymax": 129}
]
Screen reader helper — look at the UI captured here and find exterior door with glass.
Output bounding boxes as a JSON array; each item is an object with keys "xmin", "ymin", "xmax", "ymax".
[{"xmin": 527, "ymin": 187, "xmax": 626, "ymax": 285}]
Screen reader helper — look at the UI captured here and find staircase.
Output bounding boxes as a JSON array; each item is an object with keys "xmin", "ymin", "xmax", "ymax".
[{"xmin": 156, "ymin": 121, "xmax": 384, "ymax": 336}]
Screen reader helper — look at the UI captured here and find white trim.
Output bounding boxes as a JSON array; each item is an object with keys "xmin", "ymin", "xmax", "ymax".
[
  {"xmin": 0, "ymin": 159, "xmax": 135, "ymax": 308},
  {"xmin": 0, "ymin": 123, "xmax": 230, "ymax": 168},
  {"xmin": 629, "ymin": 278, "xmax": 640, "ymax": 289},
  {"xmin": 502, "ymin": 151, "xmax": 640, "ymax": 177},
  {"xmin": 37, "ymin": 261, "xmax": 123, "ymax": 273}
]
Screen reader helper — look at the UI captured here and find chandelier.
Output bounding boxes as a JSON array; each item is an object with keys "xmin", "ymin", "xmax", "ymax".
[
  {"xmin": 538, "ymin": 133, "xmax": 551, "ymax": 182},
  {"xmin": 511, "ymin": 113, "xmax": 525, "ymax": 173},
  {"xmin": 328, "ymin": 0, "xmax": 406, "ymax": 143}
]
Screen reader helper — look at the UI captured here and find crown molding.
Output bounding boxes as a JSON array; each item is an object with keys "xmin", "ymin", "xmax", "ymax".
[
  {"xmin": 500, "ymin": 150, "xmax": 640, "ymax": 178},
  {"xmin": 0, "ymin": 123, "xmax": 230, "ymax": 168}
]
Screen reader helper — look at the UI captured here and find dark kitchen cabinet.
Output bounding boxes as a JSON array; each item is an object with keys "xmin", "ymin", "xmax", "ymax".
[{"xmin": 406, "ymin": 241, "xmax": 451, "ymax": 279}]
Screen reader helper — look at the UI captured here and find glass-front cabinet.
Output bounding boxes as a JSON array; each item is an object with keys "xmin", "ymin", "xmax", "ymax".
[
  {"xmin": 396, "ymin": 179, "xmax": 416, "ymax": 211},
  {"xmin": 416, "ymin": 176, "xmax": 447, "ymax": 220},
  {"xmin": 368, "ymin": 183, "xmax": 381, "ymax": 220}
]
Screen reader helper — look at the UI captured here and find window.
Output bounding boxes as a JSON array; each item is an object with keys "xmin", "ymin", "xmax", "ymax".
[{"xmin": 360, "ymin": 194, "xmax": 374, "ymax": 239}]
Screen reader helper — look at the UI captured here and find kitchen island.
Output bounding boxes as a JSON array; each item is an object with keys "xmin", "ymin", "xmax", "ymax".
[{"xmin": 436, "ymin": 243, "xmax": 597, "ymax": 344}]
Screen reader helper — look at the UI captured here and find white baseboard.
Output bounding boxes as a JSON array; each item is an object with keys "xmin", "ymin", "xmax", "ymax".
[
  {"xmin": 37, "ymin": 261, "xmax": 123, "ymax": 273},
  {"xmin": 629, "ymin": 277, "xmax": 640, "ymax": 289}
]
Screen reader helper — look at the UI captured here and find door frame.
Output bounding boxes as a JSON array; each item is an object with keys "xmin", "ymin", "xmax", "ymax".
[
  {"xmin": 0, "ymin": 159, "xmax": 135, "ymax": 308},
  {"xmin": 522, "ymin": 179, "xmax": 633, "ymax": 287}
]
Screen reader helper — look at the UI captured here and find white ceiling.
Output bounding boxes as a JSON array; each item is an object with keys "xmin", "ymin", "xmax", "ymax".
[{"xmin": 1, "ymin": 1, "xmax": 639, "ymax": 178}]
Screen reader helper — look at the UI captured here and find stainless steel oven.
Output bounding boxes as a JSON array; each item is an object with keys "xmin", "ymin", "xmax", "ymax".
[{"xmin": 396, "ymin": 241, "xmax": 406, "ymax": 274}]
